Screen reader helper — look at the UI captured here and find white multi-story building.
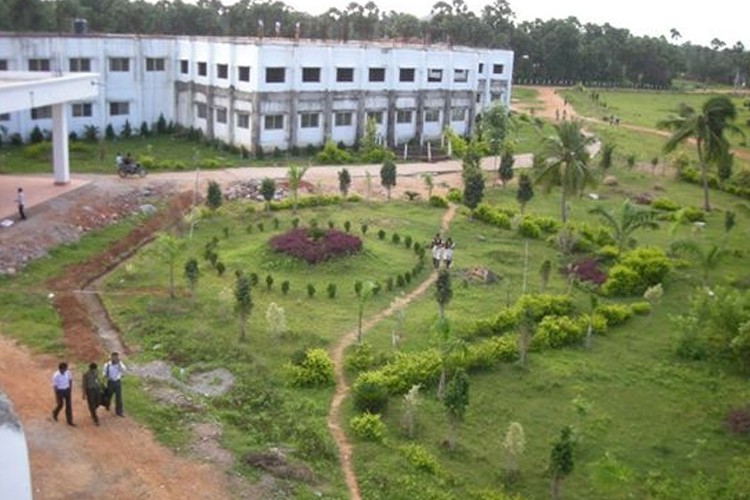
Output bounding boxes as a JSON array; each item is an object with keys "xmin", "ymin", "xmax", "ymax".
[{"xmin": 0, "ymin": 33, "xmax": 513, "ymax": 151}]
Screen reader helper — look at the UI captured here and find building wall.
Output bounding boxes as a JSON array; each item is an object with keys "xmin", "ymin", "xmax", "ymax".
[{"xmin": 0, "ymin": 34, "xmax": 513, "ymax": 151}]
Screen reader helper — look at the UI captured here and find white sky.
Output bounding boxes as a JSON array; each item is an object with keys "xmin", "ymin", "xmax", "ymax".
[{"xmin": 262, "ymin": 0, "xmax": 749, "ymax": 48}]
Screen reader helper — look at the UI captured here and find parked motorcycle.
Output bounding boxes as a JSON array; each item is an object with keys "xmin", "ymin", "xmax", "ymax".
[{"xmin": 117, "ymin": 161, "xmax": 147, "ymax": 178}]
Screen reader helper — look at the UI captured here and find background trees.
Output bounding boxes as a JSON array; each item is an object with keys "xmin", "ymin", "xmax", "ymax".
[{"xmin": 3, "ymin": 0, "xmax": 745, "ymax": 87}]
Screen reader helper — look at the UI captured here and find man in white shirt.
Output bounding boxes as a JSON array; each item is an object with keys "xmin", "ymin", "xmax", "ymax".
[
  {"xmin": 103, "ymin": 352, "xmax": 127, "ymax": 417},
  {"xmin": 51, "ymin": 362, "xmax": 75, "ymax": 426}
]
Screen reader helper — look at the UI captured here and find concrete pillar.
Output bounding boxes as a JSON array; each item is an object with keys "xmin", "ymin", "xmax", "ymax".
[
  {"xmin": 386, "ymin": 90, "xmax": 396, "ymax": 147},
  {"xmin": 51, "ymin": 103, "xmax": 70, "ymax": 185},
  {"xmin": 288, "ymin": 91, "xmax": 298, "ymax": 149},
  {"xmin": 323, "ymin": 91, "xmax": 333, "ymax": 141},
  {"xmin": 415, "ymin": 90, "xmax": 425, "ymax": 146}
]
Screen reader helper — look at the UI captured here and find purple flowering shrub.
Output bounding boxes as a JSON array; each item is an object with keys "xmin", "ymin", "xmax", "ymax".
[
  {"xmin": 725, "ymin": 405, "xmax": 750, "ymax": 435},
  {"xmin": 564, "ymin": 257, "xmax": 607, "ymax": 285},
  {"xmin": 269, "ymin": 227, "xmax": 363, "ymax": 264}
]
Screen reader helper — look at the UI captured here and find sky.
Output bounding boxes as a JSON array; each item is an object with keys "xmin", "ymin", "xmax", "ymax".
[{"xmin": 250, "ymin": 0, "xmax": 749, "ymax": 49}]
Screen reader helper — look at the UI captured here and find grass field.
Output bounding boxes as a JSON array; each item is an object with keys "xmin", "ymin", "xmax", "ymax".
[{"xmin": 3, "ymin": 86, "xmax": 750, "ymax": 498}]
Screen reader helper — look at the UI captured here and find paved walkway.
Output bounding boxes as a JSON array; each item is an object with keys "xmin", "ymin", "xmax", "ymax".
[{"xmin": 0, "ymin": 174, "xmax": 89, "ymax": 221}]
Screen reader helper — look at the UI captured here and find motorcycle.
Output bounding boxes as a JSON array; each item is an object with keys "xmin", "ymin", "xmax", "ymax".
[{"xmin": 117, "ymin": 161, "xmax": 147, "ymax": 178}]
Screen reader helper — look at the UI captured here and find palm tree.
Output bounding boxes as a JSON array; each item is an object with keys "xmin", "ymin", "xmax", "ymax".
[
  {"xmin": 658, "ymin": 96, "xmax": 744, "ymax": 211},
  {"xmin": 589, "ymin": 200, "xmax": 659, "ymax": 255},
  {"xmin": 534, "ymin": 120, "xmax": 596, "ymax": 222},
  {"xmin": 286, "ymin": 164, "xmax": 308, "ymax": 214},
  {"xmin": 670, "ymin": 240, "xmax": 731, "ymax": 285}
]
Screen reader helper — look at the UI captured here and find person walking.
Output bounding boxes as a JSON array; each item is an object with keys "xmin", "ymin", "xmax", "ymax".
[
  {"xmin": 443, "ymin": 238, "xmax": 455, "ymax": 269},
  {"xmin": 16, "ymin": 187, "xmax": 26, "ymax": 220},
  {"xmin": 82, "ymin": 362, "xmax": 102, "ymax": 426},
  {"xmin": 51, "ymin": 362, "xmax": 75, "ymax": 426},
  {"xmin": 432, "ymin": 240, "xmax": 442, "ymax": 269},
  {"xmin": 103, "ymin": 352, "xmax": 127, "ymax": 417}
]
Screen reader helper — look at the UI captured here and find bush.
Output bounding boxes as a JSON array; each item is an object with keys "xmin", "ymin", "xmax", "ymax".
[
  {"xmin": 400, "ymin": 444, "xmax": 443, "ymax": 475},
  {"xmin": 344, "ymin": 220, "xmax": 351, "ymax": 232},
  {"xmin": 565, "ymin": 258, "xmax": 607, "ymax": 285},
  {"xmin": 630, "ymin": 301, "xmax": 652, "ymax": 315},
  {"xmin": 29, "ymin": 126, "xmax": 44, "ymax": 144},
  {"xmin": 346, "ymin": 342, "xmax": 376, "ymax": 373},
  {"xmin": 281, "ymin": 280, "xmax": 290, "ymax": 295},
  {"xmin": 378, "ymin": 229, "xmax": 386, "ymax": 240},
  {"xmin": 446, "ymin": 188, "xmax": 462, "ymax": 203},
  {"xmin": 391, "ymin": 233, "xmax": 401, "ymax": 245},
  {"xmin": 681, "ymin": 206, "xmax": 706, "ymax": 222},
  {"xmin": 517, "ymin": 218, "xmax": 542, "ymax": 239},
  {"xmin": 532, "ymin": 315, "xmax": 588, "ymax": 349},
  {"xmin": 315, "ymin": 139, "xmax": 354, "ymax": 164},
  {"xmin": 602, "ymin": 265, "xmax": 642, "ymax": 296},
  {"xmin": 725, "ymin": 405, "xmax": 750, "ymax": 435},
  {"xmin": 429, "ymin": 195, "xmax": 449, "ymax": 208},
  {"xmin": 350, "ymin": 413, "xmax": 386, "ymax": 442},
  {"xmin": 603, "ymin": 247, "xmax": 671, "ymax": 296},
  {"xmin": 353, "ymin": 373, "xmax": 390, "ymax": 413},
  {"xmin": 288, "ymin": 348, "xmax": 334, "ymax": 387},
  {"xmin": 652, "ymin": 197, "xmax": 680, "ymax": 212},
  {"xmin": 595, "ymin": 303, "xmax": 632, "ymax": 326},
  {"xmin": 404, "ymin": 235, "xmax": 413, "ymax": 249},
  {"xmin": 361, "ymin": 223, "xmax": 368, "ymax": 235},
  {"xmin": 396, "ymin": 274, "xmax": 405, "ymax": 287},
  {"xmin": 307, "ymin": 283, "xmax": 316, "ymax": 298},
  {"xmin": 326, "ymin": 282, "xmax": 337, "ymax": 299},
  {"xmin": 473, "ymin": 203, "xmax": 512, "ymax": 230}
]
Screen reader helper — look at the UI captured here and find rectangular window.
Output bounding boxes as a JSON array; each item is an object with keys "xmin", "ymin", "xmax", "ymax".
[
  {"xmin": 451, "ymin": 108, "xmax": 466, "ymax": 121},
  {"xmin": 31, "ymin": 106, "xmax": 52, "ymax": 119},
  {"xmin": 336, "ymin": 67, "xmax": 354, "ymax": 82},
  {"xmin": 0, "ymin": 59, "xmax": 7, "ymax": 71},
  {"xmin": 476, "ymin": 92, "xmax": 482, "ymax": 103},
  {"xmin": 196, "ymin": 103, "xmax": 207, "ymax": 119},
  {"xmin": 197, "ymin": 62, "xmax": 207, "ymax": 76},
  {"xmin": 369, "ymin": 67, "xmax": 385, "ymax": 82},
  {"xmin": 29, "ymin": 58, "xmax": 50, "ymax": 72},
  {"xmin": 71, "ymin": 103, "xmax": 92, "ymax": 117},
  {"xmin": 69, "ymin": 58, "xmax": 91, "ymax": 72},
  {"xmin": 334, "ymin": 112, "xmax": 352, "ymax": 127},
  {"xmin": 237, "ymin": 112, "xmax": 250, "ymax": 129},
  {"xmin": 109, "ymin": 57, "xmax": 129, "ymax": 72},
  {"xmin": 216, "ymin": 63, "xmax": 228, "ymax": 79},
  {"xmin": 238, "ymin": 66, "xmax": 250, "ymax": 82},
  {"xmin": 478, "ymin": 63, "xmax": 484, "ymax": 74},
  {"xmin": 302, "ymin": 67, "xmax": 321, "ymax": 83},
  {"xmin": 109, "ymin": 101, "xmax": 130, "ymax": 116},
  {"xmin": 146, "ymin": 57, "xmax": 165, "ymax": 71},
  {"xmin": 399, "ymin": 68, "xmax": 415, "ymax": 82},
  {"xmin": 265, "ymin": 67, "xmax": 286, "ymax": 83},
  {"xmin": 215, "ymin": 107, "xmax": 227, "ymax": 124},
  {"xmin": 367, "ymin": 111, "xmax": 383, "ymax": 125},
  {"xmin": 424, "ymin": 109, "xmax": 440, "ymax": 123},
  {"xmin": 427, "ymin": 68, "xmax": 442, "ymax": 82},
  {"xmin": 493, "ymin": 64, "xmax": 504, "ymax": 74},
  {"xmin": 454, "ymin": 68, "xmax": 469, "ymax": 82},
  {"xmin": 180, "ymin": 59, "xmax": 189, "ymax": 74},
  {"xmin": 264, "ymin": 114, "xmax": 284, "ymax": 130},
  {"xmin": 0, "ymin": 113, "xmax": 10, "ymax": 121},
  {"xmin": 396, "ymin": 110, "xmax": 412, "ymax": 123},
  {"xmin": 300, "ymin": 113, "xmax": 320, "ymax": 128}
]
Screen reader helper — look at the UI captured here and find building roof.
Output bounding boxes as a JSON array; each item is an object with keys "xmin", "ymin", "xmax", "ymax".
[{"xmin": 0, "ymin": 71, "xmax": 100, "ymax": 114}]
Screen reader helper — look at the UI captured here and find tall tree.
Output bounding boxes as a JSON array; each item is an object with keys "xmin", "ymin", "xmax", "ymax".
[
  {"xmin": 658, "ymin": 96, "xmax": 744, "ymax": 211},
  {"xmin": 234, "ymin": 272, "xmax": 253, "ymax": 341},
  {"xmin": 286, "ymin": 164, "xmax": 308, "ymax": 214},
  {"xmin": 534, "ymin": 120, "xmax": 596, "ymax": 222},
  {"xmin": 380, "ymin": 156, "xmax": 397, "ymax": 200},
  {"xmin": 443, "ymin": 368, "xmax": 470, "ymax": 451}
]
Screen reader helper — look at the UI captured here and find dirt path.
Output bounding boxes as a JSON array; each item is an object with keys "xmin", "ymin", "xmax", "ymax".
[{"xmin": 326, "ymin": 203, "xmax": 457, "ymax": 500}]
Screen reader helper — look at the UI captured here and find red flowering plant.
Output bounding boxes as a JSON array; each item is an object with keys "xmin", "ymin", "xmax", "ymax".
[
  {"xmin": 269, "ymin": 227, "xmax": 363, "ymax": 264},
  {"xmin": 563, "ymin": 257, "xmax": 607, "ymax": 286}
]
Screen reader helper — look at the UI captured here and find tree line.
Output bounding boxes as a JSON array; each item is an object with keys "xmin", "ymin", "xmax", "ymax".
[{"xmin": 1, "ymin": 0, "xmax": 747, "ymax": 87}]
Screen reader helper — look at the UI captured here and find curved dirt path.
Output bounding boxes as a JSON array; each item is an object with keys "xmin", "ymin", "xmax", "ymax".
[{"xmin": 326, "ymin": 203, "xmax": 457, "ymax": 500}]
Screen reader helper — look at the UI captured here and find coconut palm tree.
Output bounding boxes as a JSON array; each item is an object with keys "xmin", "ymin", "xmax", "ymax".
[
  {"xmin": 670, "ymin": 240, "xmax": 731, "ymax": 286},
  {"xmin": 286, "ymin": 164, "xmax": 308, "ymax": 214},
  {"xmin": 534, "ymin": 120, "xmax": 596, "ymax": 222},
  {"xmin": 658, "ymin": 96, "xmax": 744, "ymax": 211},
  {"xmin": 589, "ymin": 200, "xmax": 659, "ymax": 255}
]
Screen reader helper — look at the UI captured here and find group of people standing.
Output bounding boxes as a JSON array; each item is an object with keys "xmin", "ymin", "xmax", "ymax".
[
  {"xmin": 431, "ymin": 233, "xmax": 455, "ymax": 270},
  {"xmin": 51, "ymin": 352, "xmax": 127, "ymax": 427}
]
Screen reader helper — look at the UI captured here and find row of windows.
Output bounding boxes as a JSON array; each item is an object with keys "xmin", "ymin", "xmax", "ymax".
[
  {"xmin": 1, "ymin": 58, "xmax": 504, "ymax": 83},
  {"xmin": 15, "ymin": 102, "xmax": 131, "ymax": 120},
  {"xmin": 192, "ymin": 106, "xmax": 467, "ymax": 130}
]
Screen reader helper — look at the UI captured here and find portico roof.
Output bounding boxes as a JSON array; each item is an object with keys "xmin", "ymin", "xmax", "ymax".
[{"xmin": 0, "ymin": 71, "xmax": 100, "ymax": 113}]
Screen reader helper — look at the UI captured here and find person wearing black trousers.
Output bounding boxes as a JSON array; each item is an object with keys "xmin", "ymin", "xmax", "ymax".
[{"xmin": 51, "ymin": 362, "xmax": 75, "ymax": 426}]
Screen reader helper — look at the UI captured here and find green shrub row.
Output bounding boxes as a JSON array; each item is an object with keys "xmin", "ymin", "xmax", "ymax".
[
  {"xmin": 465, "ymin": 294, "xmax": 576, "ymax": 340},
  {"xmin": 286, "ymin": 348, "xmax": 334, "ymax": 387},
  {"xmin": 268, "ymin": 194, "xmax": 350, "ymax": 211},
  {"xmin": 602, "ymin": 247, "xmax": 672, "ymax": 296}
]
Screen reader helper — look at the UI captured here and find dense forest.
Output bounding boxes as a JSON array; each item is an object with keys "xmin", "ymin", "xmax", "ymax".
[{"xmin": 1, "ymin": 0, "xmax": 748, "ymax": 88}]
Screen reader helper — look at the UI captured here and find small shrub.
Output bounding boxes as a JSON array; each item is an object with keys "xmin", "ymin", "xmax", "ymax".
[
  {"xmin": 350, "ymin": 412, "xmax": 386, "ymax": 442},
  {"xmin": 630, "ymin": 301, "xmax": 652, "ymax": 315},
  {"xmin": 292, "ymin": 217, "xmax": 300, "ymax": 228},
  {"xmin": 404, "ymin": 271, "xmax": 412, "ymax": 284},
  {"xmin": 265, "ymin": 274, "xmax": 274, "ymax": 291},
  {"xmin": 249, "ymin": 273, "xmax": 259, "ymax": 286},
  {"xmin": 532, "ymin": 315, "xmax": 588, "ymax": 349},
  {"xmin": 269, "ymin": 228, "xmax": 363, "ymax": 264},
  {"xmin": 517, "ymin": 218, "xmax": 542, "ymax": 239},
  {"xmin": 281, "ymin": 280, "xmax": 290, "ymax": 295},
  {"xmin": 400, "ymin": 444, "xmax": 443, "ymax": 475},
  {"xmin": 344, "ymin": 220, "xmax": 352, "ymax": 232},
  {"xmin": 327, "ymin": 282, "xmax": 337, "ymax": 299},
  {"xmin": 682, "ymin": 206, "xmax": 706, "ymax": 222},
  {"xmin": 273, "ymin": 218, "xmax": 280, "ymax": 229},
  {"xmin": 346, "ymin": 342, "xmax": 375, "ymax": 373},
  {"xmin": 652, "ymin": 197, "xmax": 680, "ymax": 212},
  {"xmin": 327, "ymin": 220, "xmax": 335, "ymax": 229},
  {"xmin": 446, "ymin": 188, "xmax": 462, "ymax": 203},
  {"xmin": 353, "ymin": 374, "xmax": 389, "ymax": 413},
  {"xmin": 257, "ymin": 222, "xmax": 265, "ymax": 232},
  {"xmin": 404, "ymin": 235, "xmax": 413, "ymax": 249},
  {"xmin": 386, "ymin": 277, "xmax": 394, "ymax": 291},
  {"xmin": 595, "ymin": 303, "xmax": 632, "ymax": 326},
  {"xmin": 307, "ymin": 283, "xmax": 316, "ymax": 298},
  {"xmin": 288, "ymin": 348, "xmax": 334, "ymax": 387},
  {"xmin": 361, "ymin": 223, "xmax": 368, "ymax": 235},
  {"xmin": 396, "ymin": 274, "xmax": 405, "ymax": 287},
  {"xmin": 378, "ymin": 229, "xmax": 386, "ymax": 240},
  {"xmin": 354, "ymin": 280, "xmax": 363, "ymax": 297},
  {"xmin": 429, "ymin": 195, "xmax": 449, "ymax": 208},
  {"xmin": 725, "ymin": 405, "xmax": 750, "ymax": 435},
  {"xmin": 391, "ymin": 233, "xmax": 401, "ymax": 245},
  {"xmin": 215, "ymin": 261, "xmax": 226, "ymax": 276}
]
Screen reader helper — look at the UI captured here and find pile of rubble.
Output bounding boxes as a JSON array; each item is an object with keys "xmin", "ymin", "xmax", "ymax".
[{"xmin": 224, "ymin": 179, "xmax": 316, "ymax": 202}]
